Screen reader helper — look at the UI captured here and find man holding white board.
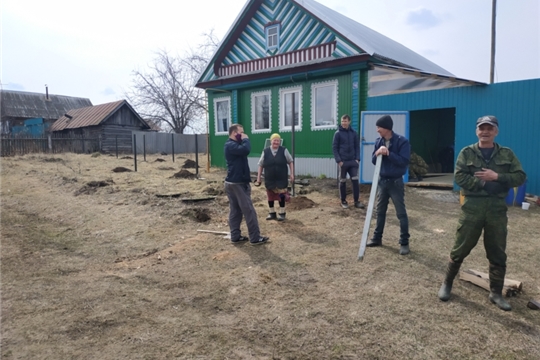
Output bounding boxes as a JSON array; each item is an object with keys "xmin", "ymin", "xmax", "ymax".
[{"xmin": 366, "ymin": 115, "xmax": 411, "ymax": 255}]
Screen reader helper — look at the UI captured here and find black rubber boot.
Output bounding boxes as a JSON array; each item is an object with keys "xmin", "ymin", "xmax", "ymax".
[
  {"xmin": 489, "ymin": 264, "xmax": 512, "ymax": 311},
  {"xmin": 266, "ymin": 212, "xmax": 277, "ymax": 220},
  {"xmin": 438, "ymin": 261, "xmax": 462, "ymax": 301},
  {"xmin": 277, "ymin": 212, "xmax": 286, "ymax": 221}
]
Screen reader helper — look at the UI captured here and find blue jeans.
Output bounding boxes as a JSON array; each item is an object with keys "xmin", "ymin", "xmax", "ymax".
[{"xmin": 373, "ymin": 177, "xmax": 410, "ymax": 245}]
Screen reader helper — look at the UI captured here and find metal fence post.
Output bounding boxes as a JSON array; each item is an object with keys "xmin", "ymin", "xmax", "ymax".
[
  {"xmin": 143, "ymin": 134, "xmax": 146, "ymax": 162},
  {"xmin": 133, "ymin": 134, "xmax": 137, "ymax": 172},
  {"xmin": 171, "ymin": 133, "xmax": 175, "ymax": 163},
  {"xmin": 195, "ymin": 134, "xmax": 199, "ymax": 176}
]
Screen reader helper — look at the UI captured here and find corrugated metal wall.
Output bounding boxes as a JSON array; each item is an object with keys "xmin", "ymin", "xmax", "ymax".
[
  {"xmin": 367, "ymin": 79, "xmax": 540, "ymax": 195},
  {"xmin": 132, "ymin": 132, "xmax": 207, "ymax": 154}
]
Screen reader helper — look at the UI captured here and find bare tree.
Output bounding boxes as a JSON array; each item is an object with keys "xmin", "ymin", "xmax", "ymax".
[{"xmin": 126, "ymin": 32, "xmax": 218, "ymax": 134}]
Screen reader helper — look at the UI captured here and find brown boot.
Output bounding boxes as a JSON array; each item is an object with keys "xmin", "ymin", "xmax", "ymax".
[
  {"xmin": 438, "ymin": 261, "xmax": 462, "ymax": 301},
  {"xmin": 488, "ymin": 264, "xmax": 512, "ymax": 311}
]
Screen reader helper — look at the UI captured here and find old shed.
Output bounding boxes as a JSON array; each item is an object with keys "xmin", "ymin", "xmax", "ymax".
[
  {"xmin": 51, "ymin": 100, "xmax": 152, "ymax": 153},
  {"xmin": 0, "ymin": 89, "xmax": 92, "ymax": 136}
]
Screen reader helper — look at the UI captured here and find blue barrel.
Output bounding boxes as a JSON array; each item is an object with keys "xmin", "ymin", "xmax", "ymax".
[{"xmin": 505, "ymin": 180, "xmax": 527, "ymax": 206}]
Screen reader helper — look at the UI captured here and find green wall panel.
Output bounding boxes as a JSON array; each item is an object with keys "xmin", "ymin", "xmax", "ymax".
[{"xmin": 208, "ymin": 70, "xmax": 369, "ymax": 168}]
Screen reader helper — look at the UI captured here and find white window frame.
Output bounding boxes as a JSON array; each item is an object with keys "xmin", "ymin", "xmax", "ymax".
[
  {"xmin": 251, "ymin": 90, "xmax": 272, "ymax": 134},
  {"xmin": 311, "ymin": 80, "xmax": 338, "ymax": 131},
  {"xmin": 214, "ymin": 96, "xmax": 232, "ymax": 135},
  {"xmin": 279, "ymin": 86, "xmax": 302, "ymax": 132},
  {"xmin": 265, "ymin": 24, "xmax": 280, "ymax": 51}
]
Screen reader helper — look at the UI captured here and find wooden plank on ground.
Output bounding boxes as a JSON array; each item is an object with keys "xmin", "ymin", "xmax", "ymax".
[
  {"xmin": 156, "ymin": 193, "xmax": 184, "ymax": 198},
  {"xmin": 527, "ymin": 299, "xmax": 540, "ymax": 310},
  {"xmin": 180, "ymin": 197, "xmax": 216, "ymax": 202},
  {"xmin": 459, "ymin": 269, "xmax": 522, "ymax": 297},
  {"xmin": 197, "ymin": 230, "xmax": 229, "ymax": 235}
]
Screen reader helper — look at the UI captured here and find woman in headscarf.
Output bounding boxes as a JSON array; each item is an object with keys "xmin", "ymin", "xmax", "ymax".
[{"xmin": 256, "ymin": 133, "xmax": 294, "ymax": 221}]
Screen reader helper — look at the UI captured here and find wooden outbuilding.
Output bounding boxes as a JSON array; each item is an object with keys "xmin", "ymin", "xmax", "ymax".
[
  {"xmin": 51, "ymin": 100, "xmax": 153, "ymax": 153},
  {"xmin": 0, "ymin": 89, "xmax": 92, "ymax": 136}
]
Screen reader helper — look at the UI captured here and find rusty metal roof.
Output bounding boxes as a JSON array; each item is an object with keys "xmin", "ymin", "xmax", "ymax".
[
  {"xmin": 0, "ymin": 89, "xmax": 93, "ymax": 120},
  {"xmin": 51, "ymin": 100, "xmax": 149, "ymax": 131}
]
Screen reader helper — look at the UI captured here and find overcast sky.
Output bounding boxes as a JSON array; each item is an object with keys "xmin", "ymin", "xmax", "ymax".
[{"xmin": 2, "ymin": 0, "xmax": 539, "ymax": 105}]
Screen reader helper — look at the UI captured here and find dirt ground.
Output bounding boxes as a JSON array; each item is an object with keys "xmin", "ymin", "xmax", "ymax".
[{"xmin": 1, "ymin": 153, "xmax": 539, "ymax": 359}]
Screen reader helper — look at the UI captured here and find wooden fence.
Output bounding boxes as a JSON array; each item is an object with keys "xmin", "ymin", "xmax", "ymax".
[{"xmin": 1, "ymin": 134, "xmax": 100, "ymax": 157}]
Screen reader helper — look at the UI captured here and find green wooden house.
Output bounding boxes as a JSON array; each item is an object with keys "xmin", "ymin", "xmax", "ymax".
[{"xmin": 196, "ymin": 0, "xmax": 477, "ymax": 177}]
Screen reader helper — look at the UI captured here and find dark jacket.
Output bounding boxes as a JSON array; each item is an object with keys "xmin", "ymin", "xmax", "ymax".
[
  {"xmin": 332, "ymin": 126, "xmax": 359, "ymax": 163},
  {"xmin": 224, "ymin": 137, "xmax": 252, "ymax": 183},
  {"xmin": 263, "ymin": 146, "xmax": 288, "ymax": 189},
  {"xmin": 455, "ymin": 142, "xmax": 526, "ymax": 198},
  {"xmin": 372, "ymin": 132, "xmax": 411, "ymax": 178}
]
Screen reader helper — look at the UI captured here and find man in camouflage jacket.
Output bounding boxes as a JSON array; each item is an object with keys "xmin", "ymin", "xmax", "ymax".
[{"xmin": 437, "ymin": 115, "xmax": 526, "ymax": 311}]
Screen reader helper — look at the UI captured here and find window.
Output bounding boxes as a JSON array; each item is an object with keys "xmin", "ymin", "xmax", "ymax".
[
  {"xmin": 311, "ymin": 80, "xmax": 338, "ymax": 130},
  {"xmin": 251, "ymin": 90, "xmax": 271, "ymax": 133},
  {"xmin": 265, "ymin": 24, "xmax": 280, "ymax": 50},
  {"xmin": 279, "ymin": 86, "xmax": 302, "ymax": 132},
  {"xmin": 214, "ymin": 97, "xmax": 231, "ymax": 135}
]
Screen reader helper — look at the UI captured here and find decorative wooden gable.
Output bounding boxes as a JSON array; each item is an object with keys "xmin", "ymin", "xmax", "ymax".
[{"xmin": 199, "ymin": 0, "xmax": 363, "ymax": 84}]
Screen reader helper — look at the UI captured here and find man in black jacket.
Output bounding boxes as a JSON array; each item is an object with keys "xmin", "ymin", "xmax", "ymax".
[
  {"xmin": 224, "ymin": 124, "xmax": 269, "ymax": 245},
  {"xmin": 367, "ymin": 115, "xmax": 411, "ymax": 255},
  {"xmin": 332, "ymin": 114, "xmax": 364, "ymax": 209}
]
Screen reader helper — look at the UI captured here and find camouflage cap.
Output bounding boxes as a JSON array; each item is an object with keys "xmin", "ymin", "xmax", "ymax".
[{"xmin": 476, "ymin": 115, "xmax": 498, "ymax": 128}]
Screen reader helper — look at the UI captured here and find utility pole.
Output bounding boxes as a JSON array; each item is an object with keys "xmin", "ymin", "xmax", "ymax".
[{"xmin": 490, "ymin": 0, "xmax": 497, "ymax": 84}]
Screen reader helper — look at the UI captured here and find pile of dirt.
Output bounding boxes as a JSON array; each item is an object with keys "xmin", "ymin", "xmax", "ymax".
[
  {"xmin": 171, "ymin": 169, "xmax": 196, "ymax": 179},
  {"xmin": 112, "ymin": 167, "xmax": 132, "ymax": 173},
  {"xmin": 182, "ymin": 159, "xmax": 199, "ymax": 169},
  {"xmin": 286, "ymin": 196, "xmax": 317, "ymax": 210},
  {"xmin": 202, "ymin": 185, "xmax": 223, "ymax": 196},
  {"xmin": 154, "ymin": 158, "xmax": 166, "ymax": 162},
  {"xmin": 120, "ymin": 156, "xmax": 133, "ymax": 159},
  {"xmin": 75, "ymin": 179, "xmax": 114, "ymax": 196}
]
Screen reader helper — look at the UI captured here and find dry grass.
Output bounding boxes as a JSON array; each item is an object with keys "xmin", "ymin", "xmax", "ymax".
[{"xmin": 1, "ymin": 152, "xmax": 539, "ymax": 359}]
